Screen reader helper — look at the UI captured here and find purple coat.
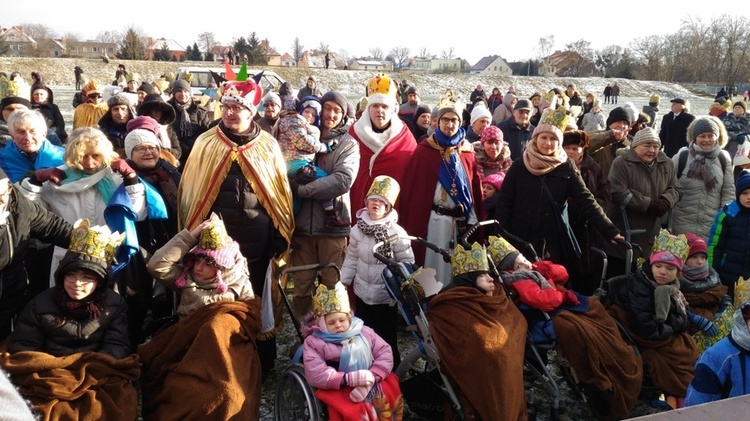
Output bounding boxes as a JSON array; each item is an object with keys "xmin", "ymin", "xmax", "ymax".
[{"xmin": 302, "ymin": 324, "xmax": 393, "ymax": 390}]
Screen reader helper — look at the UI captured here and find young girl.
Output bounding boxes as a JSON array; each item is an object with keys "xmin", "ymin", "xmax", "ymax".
[
  {"xmin": 146, "ymin": 213, "xmax": 254, "ymax": 317},
  {"xmin": 302, "ymin": 282, "xmax": 402, "ymax": 420},
  {"xmin": 10, "ymin": 219, "xmax": 131, "ymax": 359},
  {"xmin": 274, "ymin": 95, "xmax": 344, "ymax": 226},
  {"xmin": 481, "ymin": 172, "xmax": 505, "ymax": 217},
  {"xmin": 681, "ymin": 233, "xmax": 731, "ymax": 321},
  {"xmin": 341, "ymin": 176, "xmax": 414, "ymax": 363}
]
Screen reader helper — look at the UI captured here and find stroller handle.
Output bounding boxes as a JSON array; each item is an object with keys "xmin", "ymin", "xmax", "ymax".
[
  {"xmin": 459, "ymin": 219, "xmax": 499, "ymax": 247},
  {"xmin": 613, "ymin": 238, "xmax": 632, "ymax": 250},
  {"xmin": 372, "ymin": 235, "xmax": 452, "ymax": 264},
  {"xmin": 281, "ymin": 262, "xmax": 341, "ymax": 281}
]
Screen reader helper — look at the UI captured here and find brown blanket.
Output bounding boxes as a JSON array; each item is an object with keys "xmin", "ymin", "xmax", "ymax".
[
  {"xmin": 427, "ymin": 286, "xmax": 528, "ymax": 421},
  {"xmin": 683, "ymin": 284, "xmax": 728, "ymax": 321},
  {"xmin": 553, "ymin": 297, "xmax": 643, "ymax": 418},
  {"xmin": 608, "ymin": 304, "xmax": 698, "ymax": 397},
  {"xmin": 138, "ymin": 299, "xmax": 262, "ymax": 420},
  {"xmin": 0, "ymin": 351, "xmax": 139, "ymax": 421}
]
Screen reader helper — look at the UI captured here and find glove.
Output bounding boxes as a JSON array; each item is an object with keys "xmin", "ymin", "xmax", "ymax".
[
  {"xmin": 110, "ymin": 159, "xmax": 136, "ymax": 179},
  {"xmin": 31, "ymin": 168, "xmax": 66, "ymax": 185},
  {"xmin": 737, "ymin": 133, "xmax": 748, "ymax": 144},
  {"xmin": 689, "ymin": 313, "xmax": 718, "ymax": 337},
  {"xmin": 647, "ymin": 198, "xmax": 671, "ymax": 217},
  {"xmin": 349, "ymin": 385, "xmax": 373, "ymax": 402},
  {"xmin": 345, "ymin": 370, "xmax": 375, "ymax": 388},
  {"xmin": 293, "ymin": 164, "xmax": 317, "ymax": 185}
]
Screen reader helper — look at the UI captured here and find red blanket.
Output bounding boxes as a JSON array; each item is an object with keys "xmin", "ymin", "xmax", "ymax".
[
  {"xmin": 138, "ymin": 299, "xmax": 262, "ymax": 420},
  {"xmin": 315, "ymin": 373, "xmax": 403, "ymax": 421},
  {"xmin": 0, "ymin": 351, "xmax": 139, "ymax": 421}
]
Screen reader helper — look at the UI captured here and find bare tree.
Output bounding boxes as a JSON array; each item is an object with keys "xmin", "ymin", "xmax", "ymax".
[
  {"xmin": 317, "ymin": 42, "xmax": 330, "ymax": 54},
  {"xmin": 62, "ymin": 32, "xmax": 81, "ymax": 57},
  {"xmin": 537, "ymin": 35, "xmax": 555, "ymax": 59},
  {"xmin": 418, "ymin": 47, "xmax": 430, "ymax": 58},
  {"xmin": 292, "ymin": 37, "xmax": 304, "ymax": 65},
  {"xmin": 440, "ymin": 47, "xmax": 455, "ymax": 59},
  {"xmin": 389, "ymin": 46, "xmax": 411, "ymax": 70},
  {"xmin": 369, "ymin": 48, "xmax": 383, "ymax": 60},
  {"xmin": 564, "ymin": 39, "xmax": 594, "ymax": 76},
  {"xmin": 595, "ymin": 44, "xmax": 625, "ymax": 78},
  {"xmin": 21, "ymin": 24, "xmax": 57, "ymax": 41},
  {"xmin": 96, "ymin": 30, "xmax": 120, "ymax": 44},
  {"xmin": 198, "ymin": 32, "xmax": 217, "ymax": 60}
]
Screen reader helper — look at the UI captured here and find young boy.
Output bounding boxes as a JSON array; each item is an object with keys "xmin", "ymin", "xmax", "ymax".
[
  {"xmin": 709, "ymin": 170, "xmax": 750, "ymax": 301},
  {"xmin": 681, "ymin": 233, "xmax": 731, "ymax": 321},
  {"xmin": 302, "ymin": 282, "xmax": 402, "ymax": 420},
  {"xmin": 341, "ymin": 176, "xmax": 414, "ymax": 364}
]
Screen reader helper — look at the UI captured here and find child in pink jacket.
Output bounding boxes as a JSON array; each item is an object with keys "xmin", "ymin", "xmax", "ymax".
[{"xmin": 302, "ymin": 282, "xmax": 403, "ymax": 420}]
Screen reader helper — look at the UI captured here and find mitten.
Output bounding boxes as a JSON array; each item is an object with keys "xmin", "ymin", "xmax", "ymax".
[
  {"xmin": 349, "ymin": 385, "xmax": 373, "ymax": 403},
  {"xmin": 562, "ymin": 289, "xmax": 580, "ymax": 306},
  {"xmin": 344, "ymin": 370, "xmax": 375, "ymax": 387},
  {"xmin": 293, "ymin": 165, "xmax": 316, "ymax": 185},
  {"xmin": 110, "ymin": 159, "xmax": 136, "ymax": 179},
  {"xmin": 647, "ymin": 198, "xmax": 670, "ymax": 217},
  {"xmin": 689, "ymin": 313, "xmax": 718, "ymax": 337},
  {"xmin": 31, "ymin": 167, "xmax": 66, "ymax": 185}
]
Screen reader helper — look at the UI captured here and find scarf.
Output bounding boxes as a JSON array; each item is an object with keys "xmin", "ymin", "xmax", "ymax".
[
  {"xmin": 52, "ymin": 285, "xmax": 107, "ymax": 322},
  {"xmin": 62, "ymin": 166, "xmax": 117, "ymax": 204},
  {"xmin": 0, "ymin": 139, "xmax": 65, "ymax": 183},
  {"xmin": 132, "ymin": 159, "xmax": 178, "ymax": 212},
  {"xmin": 523, "ymin": 143, "xmax": 568, "ymax": 176},
  {"xmin": 173, "ymin": 100, "xmax": 194, "ymax": 139},
  {"xmin": 686, "ymin": 143, "xmax": 721, "ymax": 190},
  {"xmin": 501, "ymin": 269, "xmax": 553, "ymax": 289},
  {"xmin": 357, "ymin": 218, "xmax": 393, "ymax": 259},
  {"xmin": 644, "ymin": 269, "xmax": 688, "ymax": 316},
  {"xmin": 682, "ymin": 263, "xmax": 710, "ymax": 282},
  {"xmin": 434, "ymin": 127, "xmax": 472, "ymax": 219},
  {"xmin": 312, "ymin": 317, "xmax": 374, "ymax": 372}
]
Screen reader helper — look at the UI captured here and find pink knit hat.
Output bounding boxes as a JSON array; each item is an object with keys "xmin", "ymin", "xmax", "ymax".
[
  {"xmin": 175, "ymin": 216, "xmax": 240, "ymax": 293},
  {"xmin": 480, "ymin": 125, "xmax": 505, "ymax": 144},
  {"xmin": 482, "ymin": 173, "xmax": 505, "ymax": 191}
]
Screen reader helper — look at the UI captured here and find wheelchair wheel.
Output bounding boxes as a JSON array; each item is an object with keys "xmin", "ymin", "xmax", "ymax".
[{"xmin": 273, "ymin": 364, "xmax": 324, "ymax": 421}]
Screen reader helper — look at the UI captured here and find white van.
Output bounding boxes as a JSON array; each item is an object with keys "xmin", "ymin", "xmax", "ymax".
[{"xmin": 175, "ymin": 66, "xmax": 285, "ymax": 99}]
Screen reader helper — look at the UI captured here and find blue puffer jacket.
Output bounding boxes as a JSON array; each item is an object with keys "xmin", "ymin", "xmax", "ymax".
[{"xmin": 708, "ymin": 200, "xmax": 750, "ymax": 292}]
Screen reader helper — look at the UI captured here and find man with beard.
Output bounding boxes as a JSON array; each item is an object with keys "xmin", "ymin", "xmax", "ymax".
[
  {"xmin": 255, "ymin": 92, "xmax": 281, "ymax": 133},
  {"xmin": 168, "ymin": 79, "xmax": 213, "ymax": 167}
]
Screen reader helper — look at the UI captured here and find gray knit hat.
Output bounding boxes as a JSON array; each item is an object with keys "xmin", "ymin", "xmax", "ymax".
[
  {"xmin": 691, "ymin": 117, "xmax": 719, "ymax": 140},
  {"xmin": 631, "ymin": 127, "xmax": 660, "ymax": 149}
]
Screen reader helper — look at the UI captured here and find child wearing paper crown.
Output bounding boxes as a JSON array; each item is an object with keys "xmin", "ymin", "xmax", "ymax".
[
  {"xmin": 10, "ymin": 219, "xmax": 132, "ymax": 359},
  {"xmin": 146, "ymin": 213, "xmax": 254, "ymax": 317},
  {"xmin": 341, "ymin": 175, "xmax": 414, "ymax": 364},
  {"xmin": 301, "ymin": 282, "xmax": 403, "ymax": 420}
]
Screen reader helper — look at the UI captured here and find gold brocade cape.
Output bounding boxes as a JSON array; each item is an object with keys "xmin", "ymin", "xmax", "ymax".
[
  {"xmin": 178, "ymin": 124, "xmax": 294, "ymax": 338},
  {"xmin": 73, "ymin": 103, "xmax": 109, "ymax": 129}
]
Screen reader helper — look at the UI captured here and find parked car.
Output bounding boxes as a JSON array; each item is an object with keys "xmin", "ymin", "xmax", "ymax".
[{"xmin": 175, "ymin": 66, "xmax": 285, "ymax": 100}]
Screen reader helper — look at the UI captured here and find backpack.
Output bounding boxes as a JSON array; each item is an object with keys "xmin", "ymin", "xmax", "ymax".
[{"xmin": 676, "ymin": 149, "xmax": 727, "ymax": 179}]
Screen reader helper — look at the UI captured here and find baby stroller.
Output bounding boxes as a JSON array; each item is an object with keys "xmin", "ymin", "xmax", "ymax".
[{"xmin": 273, "ymin": 262, "xmax": 342, "ymax": 421}]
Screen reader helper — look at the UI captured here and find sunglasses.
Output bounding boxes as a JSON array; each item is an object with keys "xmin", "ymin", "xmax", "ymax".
[{"xmin": 89, "ymin": 94, "xmax": 102, "ymax": 99}]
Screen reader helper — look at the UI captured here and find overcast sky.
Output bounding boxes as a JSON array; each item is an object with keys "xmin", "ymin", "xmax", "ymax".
[{"xmin": 3, "ymin": 2, "xmax": 745, "ymax": 65}]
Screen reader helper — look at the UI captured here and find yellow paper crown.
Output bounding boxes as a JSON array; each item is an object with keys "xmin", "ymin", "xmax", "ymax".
[
  {"xmin": 366, "ymin": 73, "xmax": 397, "ymax": 98},
  {"xmin": 312, "ymin": 282, "xmax": 351, "ymax": 318},
  {"xmin": 451, "ymin": 242, "xmax": 489, "ymax": 277},
  {"xmin": 486, "ymin": 235, "xmax": 518, "ymax": 267},
  {"xmin": 197, "ymin": 214, "xmax": 232, "ymax": 251},
  {"xmin": 437, "ymin": 96, "xmax": 465, "ymax": 118},
  {"xmin": 126, "ymin": 72, "xmax": 140, "ymax": 83},
  {"xmin": 539, "ymin": 105, "xmax": 570, "ymax": 132},
  {"xmin": 153, "ymin": 78, "xmax": 169, "ymax": 93},
  {"xmin": 84, "ymin": 79, "xmax": 101, "ymax": 95},
  {"xmin": 651, "ymin": 229, "xmax": 689, "ymax": 263},
  {"xmin": 0, "ymin": 76, "xmax": 30, "ymax": 101},
  {"xmin": 649, "ymin": 94, "xmax": 660, "ymax": 104},
  {"xmin": 365, "ymin": 175, "xmax": 400, "ymax": 208},
  {"xmin": 735, "ymin": 277, "xmax": 750, "ymax": 305},
  {"xmin": 68, "ymin": 219, "xmax": 125, "ymax": 263},
  {"xmin": 180, "ymin": 71, "xmax": 193, "ymax": 83}
]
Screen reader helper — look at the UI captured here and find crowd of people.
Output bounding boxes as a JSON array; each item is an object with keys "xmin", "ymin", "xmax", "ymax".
[{"xmin": 1, "ymin": 64, "xmax": 750, "ymax": 420}]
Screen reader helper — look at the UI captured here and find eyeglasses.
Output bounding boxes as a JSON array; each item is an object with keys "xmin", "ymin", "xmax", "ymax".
[
  {"xmin": 133, "ymin": 145, "xmax": 159, "ymax": 154},
  {"xmin": 439, "ymin": 117, "xmax": 459, "ymax": 125},
  {"xmin": 221, "ymin": 104, "xmax": 247, "ymax": 114},
  {"xmin": 64, "ymin": 273, "xmax": 98, "ymax": 284},
  {"xmin": 89, "ymin": 94, "xmax": 102, "ymax": 99}
]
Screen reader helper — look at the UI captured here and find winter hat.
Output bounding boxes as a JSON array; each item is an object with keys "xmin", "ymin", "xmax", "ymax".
[
  {"xmin": 221, "ymin": 80, "xmax": 262, "ymax": 111},
  {"xmin": 321, "ymin": 91, "xmax": 349, "ymax": 116},
  {"xmin": 736, "ymin": 170, "xmax": 750, "ymax": 198},
  {"xmin": 262, "ymin": 92, "xmax": 281, "ymax": 108},
  {"xmin": 503, "ymin": 93, "xmax": 518, "ymax": 106},
  {"xmin": 137, "ymin": 82, "xmax": 153, "ymax": 95},
  {"xmin": 649, "ymin": 94, "xmax": 660, "ymax": 105},
  {"xmin": 470, "ymin": 103, "xmax": 492, "ymax": 126},
  {"xmin": 176, "ymin": 214, "xmax": 240, "ymax": 294},
  {"xmin": 606, "ymin": 106, "xmax": 630, "ymax": 127},
  {"xmin": 405, "ymin": 86, "xmax": 417, "ymax": 96},
  {"xmin": 172, "ymin": 79, "xmax": 191, "ymax": 93},
  {"xmin": 670, "ymin": 98, "xmax": 686, "ymax": 105},
  {"xmin": 529, "ymin": 92, "xmax": 542, "ymax": 101},
  {"xmin": 480, "ymin": 125, "xmax": 504, "ymax": 144},
  {"xmin": 126, "ymin": 72, "xmax": 140, "ymax": 83},
  {"xmin": 482, "ymin": 173, "xmax": 505, "ymax": 191},
  {"xmin": 298, "ymin": 95, "xmax": 322, "ymax": 126},
  {"xmin": 532, "ymin": 124, "xmax": 563, "ymax": 143},
  {"xmin": 365, "ymin": 175, "xmax": 400, "ymax": 210},
  {"xmin": 631, "ymin": 127, "xmax": 660, "ymax": 149},
  {"xmin": 487, "ymin": 235, "xmax": 519, "ymax": 271},
  {"xmin": 734, "ymin": 101, "xmax": 747, "ymax": 113},
  {"xmin": 691, "ymin": 117, "xmax": 720, "ymax": 140},
  {"xmin": 124, "ymin": 124, "xmax": 161, "ymax": 159},
  {"xmin": 366, "ymin": 73, "xmax": 399, "ymax": 108},
  {"xmin": 107, "ymin": 93, "xmax": 133, "ymax": 108},
  {"xmin": 126, "ymin": 115, "xmax": 160, "ymax": 134},
  {"xmin": 138, "ymin": 93, "xmax": 176, "ymax": 125},
  {"xmin": 649, "ymin": 229, "xmax": 689, "ymax": 271},
  {"xmin": 514, "ymin": 99, "xmax": 533, "ymax": 111},
  {"xmin": 414, "ymin": 104, "xmax": 432, "ymax": 121},
  {"xmin": 684, "ymin": 233, "xmax": 708, "ymax": 258},
  {"xmin": 562, "ymin": 130, "xmax": 590, "ymax": 149},
  {"xmin": 622, "ymin": 102, "xmax": 638, "ymax": 124},
  {"xmin": 54, "ymin": 219, "xmax": 125, "ymax": 287}
]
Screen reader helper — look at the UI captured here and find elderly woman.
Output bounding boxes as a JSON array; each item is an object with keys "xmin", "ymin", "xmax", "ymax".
[
  {"xmin": 671, "ymin": 116, "xmax": 734, "ymax": 240},
  {"xmin": 30, "ymin": 84, "xmax": 67, "ymax": 144},
  {"xmin": 473, "ymin": 125, "xmax": 512, "ymax": 179},
  {"xmin": 605, "ymin": 127, "xmax": 682, "ymax": 276},
  {"xmin": 495, "ymin": 120, "xmax": 622, "ymax": 272},
  {"xmin": 137, "ymin": 93, "xmax": 182, "ymax": 165},
  {"xmin": 0, "ymin": 109, "xmax": 65, "ymax": 183}
]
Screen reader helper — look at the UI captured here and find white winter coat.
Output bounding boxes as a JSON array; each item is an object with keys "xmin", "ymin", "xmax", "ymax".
[{"xmin": 341, "ymin": 208, "xmax": 414, "ymax": 305}]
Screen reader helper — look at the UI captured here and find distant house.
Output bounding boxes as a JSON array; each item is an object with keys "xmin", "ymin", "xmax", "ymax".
[
  {"xmin": 539, "ymin": 50, "xmax": 592, "ymax": 77},
  {"xmin": 146, "ymin": 38, "xmax": 186, "ymax": 61},
  {"xmin": 260, "ymin": 39, "xmax": 281, "ymax": 66},
  {"xmin": 469, "ymin": 55, "xmax": 512, "ymax": 76},
  {"xmin": 406, "ymin": 57, "xmax": 463, "ymax": 73},
  {"xmin": 0, "ymin": 26, "xmax": 36, "ymax": 57},
  {"xmin": 280, "ymin": 53, "xmax": 296, "ymax": 67},
  {"xmin": 347, "ymin": 59, "xmax": 393, "ymax": 71}
]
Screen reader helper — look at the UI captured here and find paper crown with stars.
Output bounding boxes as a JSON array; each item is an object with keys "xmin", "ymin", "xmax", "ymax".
[
  {"xmin": 451, "ymin": 242, "xmax": 490, "ymax": 277},
  {"xmin": 68, "ymin": 219, "xmax": 125, "ymax": 264},
  {"xmin": 312, "ymin": 282, "xmax": 351, "ymax": 318}
]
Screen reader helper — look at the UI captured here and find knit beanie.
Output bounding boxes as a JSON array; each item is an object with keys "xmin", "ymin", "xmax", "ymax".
[
  {"xmin": 736, "ymin": 171, "xmax": 750, "ymax": 200},
  {"xmin": 172, "ymin": 79, "xmax": 191, "ymax": 93},
  {"xmin": 482, "ymin": 173, "xmax": 505, "ymax": 191},
  {"xmin": 414, "ymin": 104, "xmax": 432, "ymax": 120},
  {"xmin": 532, "ymin": 124, "xmax": 563, "ymax": 143},
  {"xmin": 691, "ymin": 117, "xmax": 719, "ymax": 140},
  {"xmin": 320, "ymin": 91, "xmax": 349, "ymax": 116},
  {"xmin": 631, "ymin": 127, "xmax": 660, "ymax": 149},
  {"xmin": 470, "ymin": 104, "xmax": 492, "ymax": 126},
  {"xmin": 124, "ymin": 129, "xmax": 160, "ymax": 160},
  {"xmin": 622, "ymin": 102, "xmax": 638, "ymax": 124},
  {"xmin": 137, "ymin": 82, "xmax": 153, "ymax": 95},
  {"xmin": 562, "ymin": 130, "xmax": 590, "ymax": 149},
  {"xmin": 298, "ymin": 95, "xmax": 322, "ymax": 126},
  {"xmin": 606, "ymin": 107, "xmax": 630, "ymax": 127},
  {"xmin": 734, "ymin": 101, "xmax": 747, "ymax": 113},
  {"xmin": 262, "ymin": 92, "xmax": 281, "ymax": 108},
  {"xmin": 175, "ymin": 217, "xmax": 240, "ymax": 294},
  {"xmin": 684, "ymin": 233, "xmax": 708, "ymax": 258},
  {"xmin": 480, "ymin": 125, "xmax": 504, "ymax": 144}
]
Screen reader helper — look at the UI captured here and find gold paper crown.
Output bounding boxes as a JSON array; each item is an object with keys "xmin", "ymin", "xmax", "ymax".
[
  {"xmin": 153, "ymin": 78, "xmax": 170, "ymax": 93},
  {"xmin": 451, "ymin": 242, "xmax": 490, "ymax": 277},
  {"xmin": 197, "ymin": 214, "xmax": 232, "ymax": 251},
  {"xmin": 365, "ymin": 175, "xmax": 400, "ymax": 208},
  {"xmin": 539, "ymin": 105, "xmax": 570, "ymax": 132},
  {"xmin": 366, "ymin": 73, "xmax": 397, "ymax": 98},
  {"xmin": 68, "ymin": 219, "xmax": 125, "ymax": 264},
  {"xmin": 486, "ymin": 235, "xmax": 518, "ymax": 267},
  {"xmin": 312, "ymin": 282, "xmax": 351, "ymax": 318},
  {"xmin": 180, "ymin": 71, "xmax": 193, "ymax": 83},
  {"xmin": 126, "ymin": 72, "xmax": 140, "ymax": 83},
  {"xmin": 0, "ymin": 76, "xmax": 30, "ymax": 101},
  {"xmin": 437, "ymin": 97, "xmax": 465, "ymax": 117},
  {"xmin": 83, "ymin": 79, "xmax": 101, "ymax": 95},
  {"xmin": 649, "ymin": 94, "xmax": 660, "ymax": 104},
  {"xmin": 651, "ymin": 229, "xmax": 689, "ymax": 263}
]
